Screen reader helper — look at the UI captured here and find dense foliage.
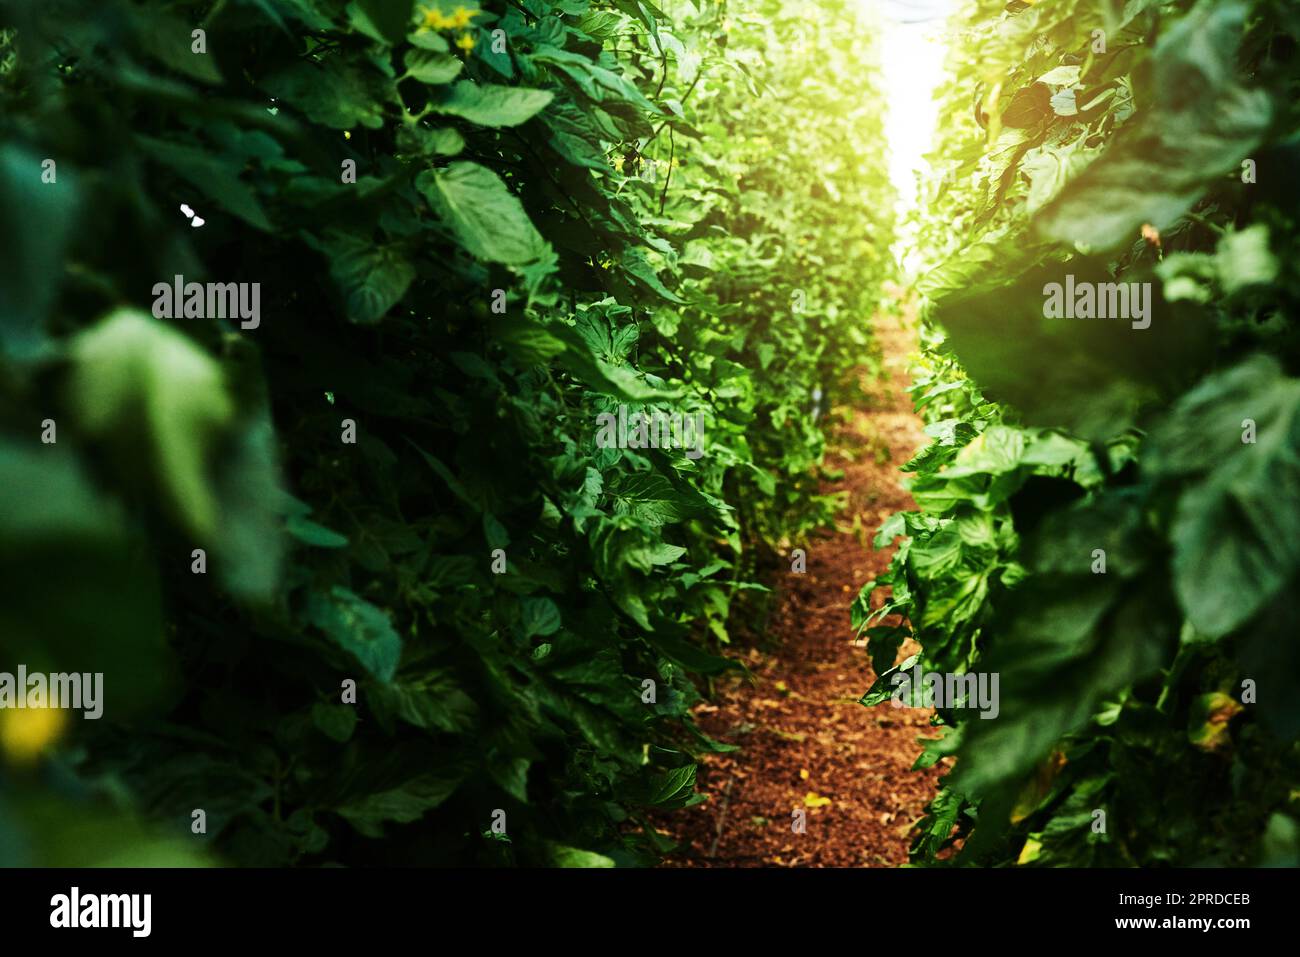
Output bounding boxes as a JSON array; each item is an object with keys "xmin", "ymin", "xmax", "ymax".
[
  {"xmin": 0, "ymin": 0, "xmax": 891, "ymax": 865},
  {"xmin": 858, "ymin": 0, "xmax": 1300, "ymax": 865}
]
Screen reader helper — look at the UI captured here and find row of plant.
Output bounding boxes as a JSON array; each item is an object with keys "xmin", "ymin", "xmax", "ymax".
[
  {"xmin": 857, "ymin": 0, "xmax": 1300, "ymax": 866},
  {"xmin": 0, "ymin": 0, "xmax": 891, "ymax": 865}
]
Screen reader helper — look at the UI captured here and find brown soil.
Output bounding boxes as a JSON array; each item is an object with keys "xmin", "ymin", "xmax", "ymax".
[{"xmin": 659, "ymin": 303, "xmax": 946, "ymax": 867}]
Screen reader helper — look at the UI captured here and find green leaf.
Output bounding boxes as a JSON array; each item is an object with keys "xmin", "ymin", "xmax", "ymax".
[
  {"xmin": 543, "ymin": 100, "xmax": 610, "ymax": 171},
  {"xmin": 531, "ymin": 46, "xmax": 657, "ymax": 116},
  {"xmin": 1259, "ymin": 814, "xmax": 1300, "ymax": 868},
  {"xmin": 1215, "ymin": 225, "xmax": 1278, "ymax": 295},
  {"xmin": 1034, "ymin": 1, "xmax": 1271, "ymax": 249},
  {"xmin": 521, "ymin": 596, "xmax": 561, "ymax": 637},
  {"xmin": 263, "ymin": 60, "xmax": 389, "ymax": 130},
  {"xmin": 609, "ymin": 473, "xmax": 714, "ymax": 527},
  {"xmin": 404, "ymin": 47, "xmax": 464, "ymax": 84},
  {"xmin": 1149, "ymin": 356, "xmax": 1300, "ymax": 638},
  {"xmin": 637, "ymin": 765, "xmax": 697, "ymax": 808},
  {"xmin": 646, "ymin": 543, "xmax": 686, "ymax": 565},
  {"xmin": 209, "ymin": 414, "xmax": 284, "ymax": 602},
  {"xmin": 1, "ymin": 796, "xmax": 212, "ymax": 868},
  {"xmin": 929, "ymin": 254, "xmax": 1214, "ymax": 440},
  {"xmin": 287, "ymin": 516, "xmax": 350, "ymax": 548},
  {"xmin": 482, "ymin": 511, "xmax": 510, "ymax": 548},
  {"xmin": 1022, "ymin": 143, "xmax": 1096, "ymax": 215},
  {"xmin": 312, "ymin": 703, "xmax": 359, "ymax": 742},
  {"xmin": 0, "ymin": 145, "xmax": 76, "ymax": 359},
  {"xmin": 621, "ymin": 248, "xmax": 685, "ymax": 303},
  {"xmin": 408, "ymin": 28, "xmax": 450, "ymax": 52},
  {"xmin": 337, "ymin": 769, "xmax": 464, "ymax": 837},
  {"xmin": 429, "ymin": 82, "xmax": 554, "ymax": 127},
  {"xmin": 136, "ymin": 12, "xmax": 224, "ymax": 83},
  {"xmin": 369, "ymin": 674, "xmax": 479, "ymax": 733},
  {"xmin": 0, "ymin": 442, "xmax": 169, "ymax": 711},
  {"xmin": 546, "ymin": 842, "xmax": 615, "ymax": 867},
  {"xmin": 417, "ymin": 162, "xmax": 549, "ymax": 265},
  {"xmin": 1036, "ymin": 65, "xmax": 1080, "ymax": 86},
  {"xmin": 348, "ymin": 0, "xmax": 415, "ymax": 45},
  {"xmin": 136, "ymin": 135, "xmax": 273, "ymax": 230},
  {"xmin": 322, "ymin": 234, "xmax": 416, "ymax": 323},
  {"xmin": 305, "ymin": 586, "xmax": 404, "ymax": 682},
  {"xmin": 68, "ymin": 309, "xmax": 234, "ymax": 538},
  {"xmin": 952, "ymin": 574, "xmax": 1175, "ymax": 799}
]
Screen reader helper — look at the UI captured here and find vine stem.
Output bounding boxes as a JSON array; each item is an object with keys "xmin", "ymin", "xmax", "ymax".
[{"xmin": 658, "ymin": 126, "xmax": 674, "ymax": 215}]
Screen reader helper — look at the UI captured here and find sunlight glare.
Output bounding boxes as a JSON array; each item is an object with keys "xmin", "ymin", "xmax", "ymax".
[{"xmin": 857, "ymin": 0, "xmax": 955, "ymax": 271}]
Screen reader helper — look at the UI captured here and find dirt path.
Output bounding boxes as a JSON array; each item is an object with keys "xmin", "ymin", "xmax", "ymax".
[{"xmin": 661, "ymin": 303, "xmax": 944, "ymax": 866}]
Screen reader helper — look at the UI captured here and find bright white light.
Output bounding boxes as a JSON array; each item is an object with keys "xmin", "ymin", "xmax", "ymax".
[
  {"xmin": 879, "ymin": 20, "xmax": 949, "ymax": 210},
  {"xmin": 858, "ymin": 0, "xmax": 955, "ymax": 272}
]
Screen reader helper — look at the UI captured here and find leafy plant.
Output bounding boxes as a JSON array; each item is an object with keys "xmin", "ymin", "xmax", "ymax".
[
  {"xmin": 0, "ymin": 0, "xmax": 891, "ymax": 865},
  {"xmin": 861, "ymin": 0, "xmax": 1300, "ymax": 866}
]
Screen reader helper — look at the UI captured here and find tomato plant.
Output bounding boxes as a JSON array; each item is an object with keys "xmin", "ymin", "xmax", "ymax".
[
  {"xmin": 0, "ymin": 0, "xmax": 891, "ymax": 865},
  {"xmin": 860, "ymin": 0, "xmax": 1300, "ymax": 866}
]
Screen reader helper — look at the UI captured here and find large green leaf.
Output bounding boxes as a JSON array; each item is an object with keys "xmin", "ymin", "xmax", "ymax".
[
  {"xmin": 952, "ymin": 572, "xmax": 1175, "ymax": 799},
  {"xmin": 416, "ymin": 162, "xmax": 549, "ymax": 264},
  {"xmin": 546, "ymin": 842, "xmax": 616, "ymax": 867},
  {"xmin": 349, "ymin": 0, "xmax": 414, "ymax": 45},
  {"xmin": 429, "ymin": 82, "xmax": 554, "ymax": 127},
  {"xmin": 1034, "ymin": 1, "xmax": 1271, "ymax": 249},
  {"xmin": 262, "ymin": 60, "xmax": 389, "ymax": 129},
  {"xmin": 321, "ymin": 234, "xmax": 417, "ymax": 323},
  {"xmin": 305, "ymin": 586, "xmax": 404, "ymax": 682},
  {"xmin": 608, "ymin": 473, "xmax": 716, "ymax": 527},
  {"xmin": 0, "ymin": 442, "xmax": 169, "ymax": 711},
  {"xmin": 1148, "ymin": 356, "xmax": 1300, "ymax": 638},
  {"xmin": 0, "ymin": 147, "xmax": 76, "ymax": 359},
  {"xmin": 930, "ymin": 255, "xmax": 1214, "ymax": 440},
  {"xmin": 337, "ymin": 770, "xmax": 465, "ymax": 837},
  {"xmin": 68, "ymin": 309, "xmax": 235, "ymax": 538},
  {"xmin": 404, "ymin": 47, "xmax": 464, "ymax": 84},
  {"xmin": 369, "ymin": 674, "xmax": 479, "ymax": 734},
  {"xmin": 137, "ymin": 135, "xmax": 274, "ymax": 230}
]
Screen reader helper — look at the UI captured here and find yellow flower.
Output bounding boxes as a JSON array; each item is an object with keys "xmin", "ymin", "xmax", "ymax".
[
  {"xmin": 0, "ymin": 706, "xmax": 68, "ymax": 764},
  {"xmin": 612, "ymin": 155, "xmax": 625, "ymax": 172},
  {"xmin": 450, "ymin": 6, "xmax": 481, "ymax": 29},
  {"xmin": 423, "ymin": 5, "xmax": 480, "ymax": 33},
  {"xmin": 455, "ymin": 32, "xmax": 476, "ymax": 52},
  {"xmin": 421, "ymin": 6, "xmax": 456, "ymax": 31}
]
